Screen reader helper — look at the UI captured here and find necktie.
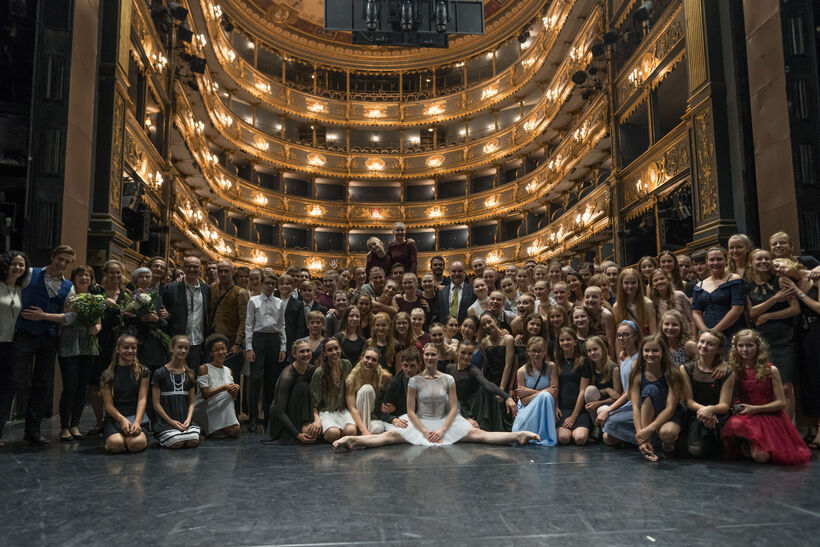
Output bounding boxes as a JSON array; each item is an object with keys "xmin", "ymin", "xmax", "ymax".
[{"xmin": 450, "ymin": 285, "xmax": 460, "ymax": 317}]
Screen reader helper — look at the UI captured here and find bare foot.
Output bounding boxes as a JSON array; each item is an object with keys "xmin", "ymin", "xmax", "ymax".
[
  {"xmin": 332, "ymin": 436, "xmax": 357, "ymax": 452},
  {"xmin": 517, "ymin": 431, "xmax": 540, "ymax": 445}
]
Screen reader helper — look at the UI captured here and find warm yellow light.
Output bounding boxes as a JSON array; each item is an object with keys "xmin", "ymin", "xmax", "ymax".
[
  {"xmin": 365, "ymin": 108, "xmax": 385, "ymax": 118},
  {"xmin": 307, "ymin": 101, "xmax": 327, "ymax": 113},
  {"xmin": 194, "ymin": 121, "xmax": 205, "ymax": 134},
  {"xmin": 481, "ymin": 86, "xmax": 498, "ymax": 100},
  {"xmin": 308, "ymin": 205, "xmax": 324, "ymax": 217},
  {"xmin": 425, "ymin": 104, "xmax": 445, "ymax": 116},
  {"xmin": 306, "ymin": 257, "xmax": 324, "ymax": 271},
  {"xmin": 365, "ymin": 158, "xmax": 385, "ymax": 171},
  {"xmin": 485, "ymin": 250, "xmax": 502, "ymax": 265},
  {"xmin": 226, "ymin": 50, "xmax": 236, "ymax": 62},
  {"xmin": 427, "ymin": 207, "xmax": 443, "ymax": 218},
  {"xmin": 216, "ymin": 176, "xmax": 232, "ymax": 190},
  {"xmin": 484, "ymin": 195, "xmax": 499, "ymax": 208},
  {"xmin": 527, "ymin": 239, "xmax": 543, "ymax": 257},
  {"xmin": 483, "ymin": 139, "xmax": 499, "ymax": 155},
  {"xmin": 255, "ymin": 81, "xmax": 271, "ymax": 94},
  {"xmin": 426, "ymin": 154, "xmax": 445, "ymax": 168},
  {"xmin": 254, "ymin": 137, "xmax": 270, "ymax": 151},
  {"xmin": 542, "ymin": 14, "xmax": 557, "ymax": 30},
  {"xmin": 253, "ymin": 193, "xmax": 268, "ymax": 206},
  {"xmin": 307, "ymin": 153, "xmax": 327, "ymax": 167},
  {"xmin": 371, "ymin": 209, "xmax": 383, "ymax": 219},
  {"xmin": 521, "ymin": 57, "xmax": 536, "ymax": 68},
  {"xmin": 524, "ymin": 118, "xmax": 538, "ymax": 132},
  {"xmin": 526, "ymin": 181, "xmax": 537, "ymax": 193},
  {"xmin": 251, "ymin": 250, "xmax": 268, "ymax": 265}
]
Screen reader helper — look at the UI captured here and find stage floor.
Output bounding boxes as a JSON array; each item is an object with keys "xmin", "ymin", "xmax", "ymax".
[{"xmin": 2, "ymin": 417, "xmax": 820, "ymax": 546}]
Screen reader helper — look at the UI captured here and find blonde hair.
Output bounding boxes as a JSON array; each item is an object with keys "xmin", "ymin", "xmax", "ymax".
[
  {"xmin": 728, "ymin": 329, "xmax": 771, "ymax": 380},
  {"xmin": 524, "ymin": 336, "xmax": 547, "ymax": 377},
  {"xmin": 585, "ymin": 335, "xmax": 615, "ymax": 385},
  {"xmin": 346, "ymin": 346, "xmax": 389, "ymax": 395},
  {"xmin": 613, "ymin": 268, "xmax": 651, "ymax": 330},
  {"xmin": 727, "ymin": 234, "xmax": 753, "ymax": 275},
  {"xmin": 100, "ymin": 335, "xmax": 142, "ymax": 390}
]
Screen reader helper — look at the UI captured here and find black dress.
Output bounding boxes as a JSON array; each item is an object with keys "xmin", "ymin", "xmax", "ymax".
[
  {"xmin": 683, "ymin": 361, "xmax": 728, "ymax": 457},
  {"xmin": 799, "ymin": 286, "xmax": 820, "ymax": 416},
  {"xmin": 382, "ymin": 371, "xmax": 410, "ymax": 421},
  {"xmin": 335, "ymin": 332, "xmax": 366, "ymax": 365},
  {"xmin": 91, "ymin": 288, "xmax": 129, "ymax": 386},
  {"xmin": 592, "ymin": 363, "xmax": 618, "ymax": 397},
  {"xmin": 557, "ymin": 357, "xmax": 592, "ymax": 430},
  {"xmin": 267, "ymin": 363, "xmax": 316, "ymax": 443},
  {"xmin": 122, "ymin": 291, "xmax": 169, "ymax": 371},
  {"xmin": 482, "ymin": 344, "xmax": 508, "ymax": 388},
  {"xmin": 102, "ymin": 365, "xmax": 150, "ymax": 439},
  {"xmin": 446, "ymin": 363, "xmax": 511, "ymax": 431},
  {"xmin": 746, "ymin": 278, "xmax": 797, "ymax": 384}
]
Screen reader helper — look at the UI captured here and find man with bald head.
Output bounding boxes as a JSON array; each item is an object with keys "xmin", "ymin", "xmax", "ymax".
[
  {"xmin": 434, "ymin": 260, "xmax": 476, "ymax": 323},
  {"xmin": 210, "ymin": 260, "xmax": 250, "ymax": 382},
  {"xmin": 161, "ymin": 255, "xmax": 211, "ymax": 367}
]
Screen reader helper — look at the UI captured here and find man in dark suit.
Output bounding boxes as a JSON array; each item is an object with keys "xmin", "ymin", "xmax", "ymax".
[
  {"xmin": 434, "ymin": 260, "xmax": 476, "ymax": 324},
  {"xmin": 279, "ymin": 274, "xmax": 307, "ymax": 356},
  {"xmin": 161, "ymin": 255, "xmax": 211, "ymax": 368}
]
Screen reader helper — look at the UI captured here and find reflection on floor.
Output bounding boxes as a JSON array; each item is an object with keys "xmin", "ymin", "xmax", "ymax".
[{"xmin": 1, "ymin": 417, "xmax": 819, "ymax": 546}]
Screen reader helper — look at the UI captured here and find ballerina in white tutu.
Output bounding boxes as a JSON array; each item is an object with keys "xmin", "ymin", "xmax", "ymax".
[{"xmin": 332, "ymin": 343, "xmax": 540, "ymax": 451}]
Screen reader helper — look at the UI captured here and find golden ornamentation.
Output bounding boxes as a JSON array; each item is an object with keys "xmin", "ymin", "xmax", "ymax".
[
  {"xmin": 365, "ymin": 158, "xmax": 385, "ymax": 171},
  {"xmin": 694, "ymin": 106, "xmax": 718, "ymax": 219},
  {"xmin": 109, "ymin": 94, "xmax": 125, "ymax": 214},
  {"xmin": 307, "ymin": 153, "xmax": 326, "ymax": 167},
  {"xmin": 426, "ymin": 154, "xmax": 445, "ymax": 168},
  {"xmin": 426, "ymin": 206, "xmax": 443, "ymax": 219},
  {"xmin": 483, "ymin": 139, "xmax": 499, "ymax": 155},
  {"xmin": 305, "ymin": 257, "xmax": 324, "ymax": 271},
  {"xmin": 308, "ymin": 205, "xmax": 325, "ymax": 217},
  {"xmin": 485, "ymin": 250, "xmax": 503, "ymax": 265}
]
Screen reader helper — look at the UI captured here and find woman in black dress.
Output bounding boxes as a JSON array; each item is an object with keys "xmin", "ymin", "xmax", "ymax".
[
  {"xmin": 100, "ymin": 334, "xmax": 149, "ymax": 453},
  {"xmin": 268, "ymin": 340, "xmax": 320, "ymax": 444},
  {"xmin": 554, "ymin": 327, "xmax": 592, "ymax": 445},
  {"xmin": 447, "ymin": 338, "xmax": 517, "ymax": 431},
  {"xmin": 123, "ymin": 267, "xmax": 169, "ymax": 371},
  {"xmin": 334, "ymin": 305, "xmax": 366, "ymax": 365},
  {"xmin": 745, "ymin": 249, "xmax": 800, "ymax": 421},
  {"xmin": 88, "ymin": 259, "xmax": 129, "ymax": 436},
  {"xmin": 479, "ymin": 312, "xmax": 516, "ymax": 392}
]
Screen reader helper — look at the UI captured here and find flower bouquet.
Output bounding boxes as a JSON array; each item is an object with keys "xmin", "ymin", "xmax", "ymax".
[
  {"xmin": 71, "ymin": 293, "xmax": 107, "ymax": 353},
  {"xmin": 124, "ymin": 290, "xmax": 171, "ymax": 348}
]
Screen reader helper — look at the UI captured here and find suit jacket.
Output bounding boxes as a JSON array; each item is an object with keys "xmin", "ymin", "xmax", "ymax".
[
  {"xmin": 209, "ymin": 282, "xmax": 249, "ymax": 346},
  {"xmin": 283, "ymin": 294, "xmax": 308, "ymax": 353},
  {"xmin": 161, "ymin": 280, "xmax": 211, "ymax": 339},
  {"xmin": 434, "ymin": 282, "xmax": 476, "ymax": 324}
]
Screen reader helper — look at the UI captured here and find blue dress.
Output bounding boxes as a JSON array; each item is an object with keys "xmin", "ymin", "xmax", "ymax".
[
  {"xmin": 602, "ymin": 370, "xmax": 670, "ymax": 446},
  {"xmin": 512, "ymin": 367, "xmax": 558, "ymax": 446},
  {"xmin": 692, "ymin": 278, "xmax": 746, "ymax": 343}
]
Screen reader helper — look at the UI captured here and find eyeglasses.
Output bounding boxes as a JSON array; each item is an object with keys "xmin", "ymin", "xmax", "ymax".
[{"xmin": 616, "ymin": 333, "xmax": 633, "ymax": 339}]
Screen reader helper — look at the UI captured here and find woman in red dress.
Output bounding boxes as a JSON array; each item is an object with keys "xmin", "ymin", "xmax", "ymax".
[{"xmin": 721, "ymin": 329, "xmax": 809, "ymax": 465}]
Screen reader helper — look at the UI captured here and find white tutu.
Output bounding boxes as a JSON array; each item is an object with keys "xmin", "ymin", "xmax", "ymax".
[
  {"xmin": 386, "ymin": 413, "xmax": 474, "ymax": 446},
  {"xmin": 319, "ymin": 409, "xmax": 355, "ymax": 432}
]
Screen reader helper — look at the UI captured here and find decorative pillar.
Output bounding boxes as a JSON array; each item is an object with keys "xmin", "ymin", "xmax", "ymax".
[
  {"xmin": 88, "ymin": 0, "xmax": 134, "ymax": 267},
  {"xmin": 684, "ymin": 0, "xmax": 739, "ymax": 245}
]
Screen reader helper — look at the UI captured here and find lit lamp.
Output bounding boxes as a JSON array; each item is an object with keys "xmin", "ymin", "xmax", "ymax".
[
  {"xmin": 485, "ymin": 250, "xmax": 502, "ymax": 265},
  {"xmin": 253, "ymin": 193, "xmax": 268, "ymax": 206},
  {"xmin": 306, "ymin": 257, "xmax": 324, "ymax": 271},
  {"xmin": 426, "ymin": 154, "xmax": 445, "ymax": 168},
  {"xmin": 484, "ymin": 195, "xmax": 499, "ymax": 208},
  {"xmin": 427, "ymin": 206, "xmax": 443, "ymax": 218},
  {"xmin": 251, "ymin": 249, "xmax": 268, "ymax": 265},
  {"xmin": 365, "ymin": 158, "xmax": 385, "ymax": 171}
]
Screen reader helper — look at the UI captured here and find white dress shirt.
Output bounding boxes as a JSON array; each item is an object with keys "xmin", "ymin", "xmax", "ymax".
[
  {"xmin": 185, "ymin": 281, "xmax": 205, "ymax": 345},
  {"xmin": 245, "ymin": 293, "xmax": 286, "ymax": 351}
]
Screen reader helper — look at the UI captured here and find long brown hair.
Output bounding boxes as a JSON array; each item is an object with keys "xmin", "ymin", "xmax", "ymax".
[
  {"xmin": 367, "ymin": 312, "xmax": 397, "ymax": 366},
  {"xmin": 524, "ymin": 336, "xmax": 548, "ymax": 377},
  {"xmin": 556, "ymin": 327, "xmax": 586, "ymax": 372},
  {"xmin": 100, "ymin": 334, "xmax": 142, "ymax": 389},
  {"xmin": 585, "ymin": 335, "xmax": 615, "ymax": 384},
  {"xmin": 318, "ymin": 337, "xmax": 345, "ymax": 401},
  {"xmin": 613, "ymin": 268, "xmax": 651, "ymax": 330},
  {"xmin": 628, "ymin": 334, "xmax": 684, "ymax": 400}
]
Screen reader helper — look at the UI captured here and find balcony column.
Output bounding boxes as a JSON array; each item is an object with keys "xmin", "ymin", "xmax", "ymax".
[{"xmin": 683, "ymin": 0, "xmax": 740, "ymax": 246}]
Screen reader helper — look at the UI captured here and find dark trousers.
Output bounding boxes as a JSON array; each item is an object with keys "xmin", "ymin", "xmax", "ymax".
[
  {"xmin": 0, "ymin": 332, "xmax": 58, "ymax": 438},
  {"xmin": 250, "ymin": 332, "xmax": 282, "ymax": 425},
  {"xmin": 58, "ymin": 354, "xmax": 94, "ymax": 429},
  {"xmin": 186, "ymin": 343, "xmax": 206, "ymax": 371}
]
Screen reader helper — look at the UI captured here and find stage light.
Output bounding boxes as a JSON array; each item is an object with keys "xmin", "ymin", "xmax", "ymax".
[
  {"xmin": 178, "ymin": 22, "xmax": 193, "ymax": 43},
  {"xmin": 167, "ymin": 2, "xmax": 188, "ymax": 21},
  {"xmin": 572, "ymin": 70, "xmax": 587, "ymax": 85}
]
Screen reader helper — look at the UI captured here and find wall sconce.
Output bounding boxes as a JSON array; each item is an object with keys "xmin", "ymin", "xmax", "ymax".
[
  {"xmin": 251, "ymin": 249, "xmax": 268, "ymax": 265},
  {"xmin": 521, "ymin": 57, "xmax": 536, "ymax": 69},
  {"xmin": 307, "ymin": 153, "xmax": 327, "ymax": 167},
  {"xmin": 481, "ymin": 86, "xmax": 498, "ymax": 100},
  {"xmin": 254, "ymin": 137, "xmax": 270, "ymax": 151},
  {"xmin": 147, "ymin": 171, "xmax": 163, "ymax": 190},
  {"xmin": 255, "ymin": 81, "xmax": 271, "ymax": 94},
  {"xmin": 365, "ymin": 158, "xmax": 385, "ymax": 171},
  {"xmin": 215, "ymin": 240, "xmax": 232, "ymax": 255},
  {"xmin": 253, "ymin": 193, "xmax": 268, "ymax": 206},
  {"xmin": 526, "ymin": 181, "xmax": 537, "ymax": 193},
  {"xmin": 194, "ymin": 121, "xmax": 205, "ymax": 134},
  {"xmin": 427, "ymin": 206, "xmax": 443, "ymax": 218},
  {"xmin": 308, "ymin": 205, "xmax": 325, "ymax": 217},
  {"xmin": 526, "ymin": 238, "xmax": 543, "ymax": 257},
  {"xmin": 307, "ymin": 101, "xmax": 327, "ymax": 113},
  {"xmin": 216, "ymin": 175, "xmax": 232, "ymax": 190},
  {"xmin": 485, "ymin": 250, "xmax": 502, "ymax": 265},
  {"xmin": 371, "ymin": 208, "xmax": 383, "ymax": 219},
  {"xmin": 425, "ymin": 104, "xmax": 445, "ymax": 116},
  {"xmin": 542, "ymin": 14, "xmax": 557, "ymax": 30},
  {"xmin": 483, "ymin": 139, "xmax": 499, "ymax": 154},
  {"xmin": 365, "ymin": 108, "xmax": 385, "ymax": 118},
  {"xmin": 306, "ymin": 257, "xmax": 324, "ymax": 271},
  {"xmin": 484, "ymin": 195, "xmax": 499, "ymax": 208},
  {"xmin": 426, "ymin": 154, "xmax": 444, "ymax": 168},
  {"xmin": 628, "ymin": 68, "xmax": 643, "ymax": 88}
]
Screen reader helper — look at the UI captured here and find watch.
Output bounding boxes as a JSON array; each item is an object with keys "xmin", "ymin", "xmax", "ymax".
[{"xmin": 798, "ymin": 292, "xmax": 807, "ymax": 300}]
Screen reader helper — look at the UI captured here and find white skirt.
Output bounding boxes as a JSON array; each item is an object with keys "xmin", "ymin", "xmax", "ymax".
[
  {"xmin": 319, "ymin": 409, "xmax": 355, "ymax": 432},
  {"xmin": 193, "ymin": 391, "xmax": 239, "ymax": 435},
  {"xmin": 387, "ymin": 413, "xmax": 474, "ymax": 446}
]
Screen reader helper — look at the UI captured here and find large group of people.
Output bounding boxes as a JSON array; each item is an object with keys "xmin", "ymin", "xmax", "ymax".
[{"xmin": 0, "ymin": 224, "xmax": 818, "ymax": 465}]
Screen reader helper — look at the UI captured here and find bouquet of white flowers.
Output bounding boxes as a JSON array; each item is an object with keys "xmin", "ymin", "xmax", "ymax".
[
  {"xmin": 71, "ymin": 293, "xmax": 107, "ymax": 353},
  {"xmin": 123, "ymin": 290, "xmax": 171, "ymax": 348}
]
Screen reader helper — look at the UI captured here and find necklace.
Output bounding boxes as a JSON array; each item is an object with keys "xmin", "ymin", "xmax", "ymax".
[
  {"xmin": 171, "ymin": 370, "xmax": 186, "ymax": 392},
  {"xmin": 3, "ymin": 282, "xmax": 20, "ymax": 323}
]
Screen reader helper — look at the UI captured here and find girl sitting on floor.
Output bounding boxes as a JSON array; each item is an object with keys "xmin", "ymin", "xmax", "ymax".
[
  {"xmin": 100, "ymin": 334, "xmax": 149, "ymax": 454},
  {"xmin": 151, "ymin": 335, "xmax": 200, "ymax": 449},
  {"xmin": 721, "ymin": 329, "xmax": 809, "ymax": 465}
]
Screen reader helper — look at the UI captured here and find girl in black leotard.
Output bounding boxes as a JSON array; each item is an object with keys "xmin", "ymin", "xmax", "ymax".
[{"xmin": 479, "ymin": 312, "xmax": 516, "ymax": 392}]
